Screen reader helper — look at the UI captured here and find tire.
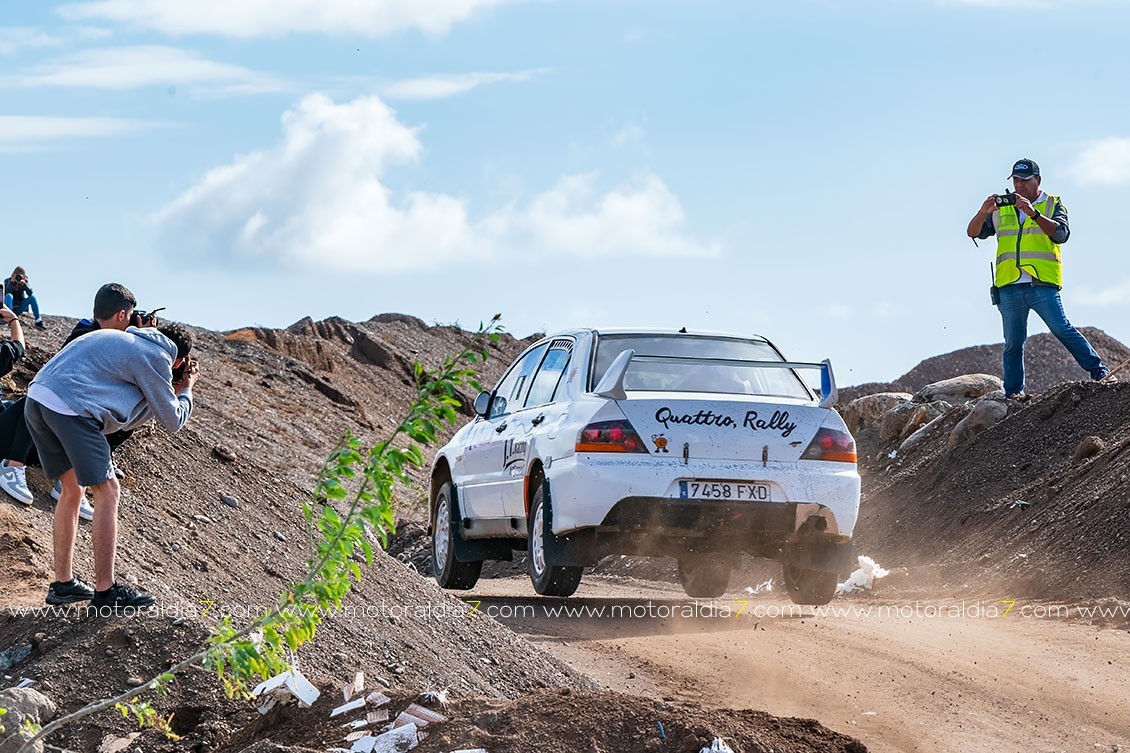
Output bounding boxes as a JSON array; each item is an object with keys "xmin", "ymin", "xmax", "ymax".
[
  {"xmin": 781, "ymin": 563, "xmax": 838, "ymax": 605},
  {"xmin": 431, "ymin": 482, "xmax": 482, "ymax": 590},
  {"xmin": 677, "ymin": 557, "xmax": 731, "ymax": 598},
  {"xmin": 528, "ymin": 485, "xmax": 582, "ymax": 597}
]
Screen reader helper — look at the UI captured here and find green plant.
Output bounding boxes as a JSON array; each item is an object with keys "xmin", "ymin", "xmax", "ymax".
[{"xmin": 13, "ymin": 316, "xmax": 502, "ymax": 753}]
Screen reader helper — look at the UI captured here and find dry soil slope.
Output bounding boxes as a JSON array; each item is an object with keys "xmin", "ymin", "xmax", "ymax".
[{"xmin": 854, "ymin": 380, "xmax": 1130, "ymax": 604}]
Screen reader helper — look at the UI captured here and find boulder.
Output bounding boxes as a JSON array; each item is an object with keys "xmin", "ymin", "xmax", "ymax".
[
  {"xmin": 840, "ymin": 392, "xmax": 912, "ymax": 435},
  {"xmin": 947, "ymin": 399, "xmax": 1008, "ymax": 449},
  {"xmin": 914, "ymin": 374, "xmax": 1003, "ymax": 405},
  {"xmin": 880, "ymin": 402, "xmax": 922, "ymax": 442},
  {"xmin": 0, "ymin": 688, "xmax": 57, "ymax": 753},
  {"xmin": 1071, "ymin": 435, "xmax": 1105, "ymax": 464},
  {"xmin": 899, "ymin": 412, "xmax": 951, "ymax": 453}
]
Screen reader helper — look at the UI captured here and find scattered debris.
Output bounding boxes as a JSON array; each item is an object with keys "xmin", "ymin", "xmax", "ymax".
[
  {"xmin": 744, "ymin": 579, "xmax": 773, "ymax": 595},
  {"xmin": 0, "ymin": 643, "xmax": 32, "ymax": 671},
  {"xmin": 1008, "ymin": 499, "xmax": 1031, "ymax": 510},
  {"xmin": 393, "ymin": 702, "xmax": 446, "ymax": 729},
  {"xmin": 344, "ymin": 670, "xmax": 365, "ymax": 701},
  {"xmin": 250, "ymin": 668, "xmax": 320, "ymax": 714},
  {"xmin": 219, "ymin": 492, "xmax": 240, "ymax": 508},
  {"xmin": 418, "ymin": 687, "xmax": 450, "ymax": 708},
  {"xmin": 700, "ymin": 739, "xmax": 735, "ymax": 753},
  {"xmin": 836, "ymin": 556, "xmax": 890, "ymax": 595},
  {"xmin": 332, "ymin": 697, "xmax": 367, "ymax": 718}
]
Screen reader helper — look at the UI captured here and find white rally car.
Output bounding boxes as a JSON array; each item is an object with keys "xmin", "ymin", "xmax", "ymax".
[{"xmin": 429, "ymin": 328, "xmax": 860, "ymax": 604}]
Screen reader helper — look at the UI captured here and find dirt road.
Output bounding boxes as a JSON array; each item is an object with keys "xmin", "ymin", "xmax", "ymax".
[{"xmin": 466, "ymin": 575, "xmax": 1130, "ymax": 753}]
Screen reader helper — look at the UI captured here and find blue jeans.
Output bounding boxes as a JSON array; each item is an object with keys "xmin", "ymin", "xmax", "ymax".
[
  {"xmin": 4, "ymin": 293, "xmax": 39, "ymax": 320},
  {"xmin": 998, "ymin": 284, "xmax": 1105, "ymax": 395}
]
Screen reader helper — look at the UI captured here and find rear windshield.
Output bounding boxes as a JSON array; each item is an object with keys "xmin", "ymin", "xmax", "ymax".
[{"xmin": 591, "ymin": 334, "xmax": 812, "ymax": 399}]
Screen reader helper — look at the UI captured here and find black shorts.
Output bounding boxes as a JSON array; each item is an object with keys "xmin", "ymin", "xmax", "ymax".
[{"xmin": 24, "ymin": 399, "xmax": 113, "ymax": 487}]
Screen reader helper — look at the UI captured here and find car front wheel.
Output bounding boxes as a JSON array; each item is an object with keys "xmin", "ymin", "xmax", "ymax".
[
  {"xmin": 432, "ymin": 482, "xmax": 482, "ymax": 590},
  {"xmin": 528, "ymin": 486, "xmax": 582, "ymax": 597},
  {"xmin": 677, "ymin": 557, "xmax": 731, "ymax": 598},
  {"xmin": 781, "ymin": 563, "xmax": 837, "ymax": 605}
]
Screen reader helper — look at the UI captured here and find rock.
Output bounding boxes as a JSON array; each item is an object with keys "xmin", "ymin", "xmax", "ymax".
[
  {"xmin": 193, "ymin": 514, "xmax": 213, "ymax": 524},
  {"xmin": 125, "ymin": 676, "xmax": 146, "ymax": 687},
  {"xmin": 880, "ymin": 402, "xmax": 922, "ymax": 442},
  {"xmin": 212, "ymin": 445, "xmax": 237, "ymax": 463},
  {"xmin": 219, "ymin": 493, "xmax": 239, "ymax": 509},
  {"xmin": 947, "ymin": 399, "xmax": 1008, "ymax": 449},
  {"xmin": 1072, "ymin": 435, "xmax": 1105, "ymax": 464},
  {"xmin": 840, "ymin": 393, "xmax": 912, "ymax": 435},
  {"xmin": 914, "ymin": 374, "xmax": 1003, "ymax": 405},
  {"xmin": 0, "ymin": 688, "xmax": 57, "ymax": 753},
  {"xmin": 886, "ymin": 400, "xmax": 952, "ymax": 443},
  {"xmin": 0, "ymin": 643, "xmax": 32, "ymax": 672},
  {"xmin": 899, "ymin": 413, "xmax": 950, "ymax": 453},
  {"xmin": 273, "ymin": 531, "xmax": 287, "ymax": 542}
]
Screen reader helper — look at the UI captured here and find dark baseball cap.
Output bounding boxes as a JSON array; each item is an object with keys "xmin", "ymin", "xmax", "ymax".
[{"xmin": 1009, "ymin": 159, "xmax": 1040, "ymax": 180}]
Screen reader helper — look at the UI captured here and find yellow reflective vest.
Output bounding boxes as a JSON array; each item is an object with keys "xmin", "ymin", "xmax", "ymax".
[{"xmin": 993, "ymin": 195, "xmax": 1062, "ymax": 288}]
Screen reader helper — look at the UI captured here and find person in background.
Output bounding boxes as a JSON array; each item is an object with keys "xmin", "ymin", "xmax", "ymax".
[
  {"xmin": 966, "ymin": 158, "xmax": 1113, "ymax": 398},
  {"xmin": 0, "ymin": 284, "xmax": 154, "ymax": 519},
  {"xmin": 5, "ymin": 267, "xmax": 44, "ymax": 330}
]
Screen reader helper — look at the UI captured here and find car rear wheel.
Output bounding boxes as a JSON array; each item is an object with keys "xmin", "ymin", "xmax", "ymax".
[
  {"xmin": 528, "ymin": 486, "xmax": 582, "ymax": 597},
  {"xmin": 781, "ymin": 563, "xmax": 837, "ymax": 605},
  {"xmin": 431, "ymin": 482, "xmax": 482, "ymax": 590},
  {"xmin": 677, "ymin": 557, "xmax": 731, "ymax": 598}
]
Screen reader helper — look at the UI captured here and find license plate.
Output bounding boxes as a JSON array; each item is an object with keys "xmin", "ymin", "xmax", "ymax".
[{"xmin": 679, "ymin": 480, "xmax": 772, "ymax": 501}]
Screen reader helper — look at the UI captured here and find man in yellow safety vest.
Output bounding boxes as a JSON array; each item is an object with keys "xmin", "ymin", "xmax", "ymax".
[{"xmin": 966, "ymin": 158, "xmax": 1112, "ymax": 398}]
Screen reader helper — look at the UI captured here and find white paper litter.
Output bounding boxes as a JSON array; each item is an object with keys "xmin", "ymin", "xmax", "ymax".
[
  {"xmin": 393, "ymin": 703, "xmax": 446, "ymax": 729},
  {"xmin": 332, "ymin": 697, "xmax": 368, "ymax": 718},
  {"xmin": 345, "ymin": 671, "xmax": 365, "ymax": 701},
  {"xmin": 450, "ymin": 749, "xmax": 489, "ymax": 753},
  {"xmin": 744, "ymin": 579, "xmax": 773, "ymax": 594},
  {"xmin": 700, "ymin": 739, "xmax": 734, "ymax": 753},
  {"xmin": 249, "ymin": 668, "xmax": 321, "ymax": 713},
  {"xmin": 836, "ymin": 555, "xmax": 890, "ymax": 595},
  {"xmin": 366, "ymin": 690, "xmax": 392, "ymax": 707}
]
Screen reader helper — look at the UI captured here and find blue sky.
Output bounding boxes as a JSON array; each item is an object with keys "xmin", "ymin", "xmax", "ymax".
[{"xmin": 3, "ymin": 0, "xmax": 1130, "ymax": 385}]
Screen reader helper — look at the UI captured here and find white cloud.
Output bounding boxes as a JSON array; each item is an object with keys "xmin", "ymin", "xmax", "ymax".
[
  {"xmin": 1076, "ymin": 278, "xmax": 1130, "ymax": 307},
  {"xmin": 1069, "ymin": 137, "xmax": 1130, "ymax": 186},
  {"xmin": 381, "ymin": 69, "xmax": 545, "ymax": 100},
  {"xmin": 0, "ymin": 115, "xmax": 156, "ymax": 144},
  {"xmin": 0, "ymin": 27, "xmax": 62, "ymax": 56},
  {"xmin": 58, "ymin": 0, "xmax": 523, "ymax": 38},
  {"xmin": 0, "ymin": 45, "xmax": 284, "ymax": 92},
  {"xmin": 154, "ymin": 93, "xmax": 717, "ymax": 272},
  {"xmin": 610, "ymin": 123, "xmax": 645, "ymax": 148}
]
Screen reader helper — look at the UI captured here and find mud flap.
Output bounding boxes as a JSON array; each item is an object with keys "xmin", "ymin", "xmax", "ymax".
[
  {"xmin": 540, "ymin": 479, "xmax": 600, "ymax": 568},
  {"xmin": 784, "ymin": 539, "xmax": 855, "ymax": 578},
  {"xmin": 449, "ymin": 485, "xmax": 515, "ymax": 563}
]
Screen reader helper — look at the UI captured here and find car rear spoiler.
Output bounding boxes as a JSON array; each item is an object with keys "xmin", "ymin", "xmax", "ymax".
[{"xmin": 594, "ymin": 349, "xmax": 839, "ymax": 408}]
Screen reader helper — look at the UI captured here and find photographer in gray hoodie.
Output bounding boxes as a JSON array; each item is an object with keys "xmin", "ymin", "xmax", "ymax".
[{"xmin": 26, "ymin": 322, "xmax": 198, "ymax": 610}]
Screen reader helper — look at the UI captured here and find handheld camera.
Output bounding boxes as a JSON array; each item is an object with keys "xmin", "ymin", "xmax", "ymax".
[
  {"xmin": 130, "ymin": 306, "xmax": 166, "ymax": 328},
  {"xmin": 994, "ymin": 190, "xmax": 1017, "ymax": 207}
]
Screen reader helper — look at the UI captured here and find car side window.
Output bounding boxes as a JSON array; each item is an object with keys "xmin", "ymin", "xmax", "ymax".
[
  {"xmin": 524, "ymin": 339, "xmax": 573, "ymax": 408},
  {"xmin": 488, "ymin": 344, "xmax": 548, "ymax": 419}
]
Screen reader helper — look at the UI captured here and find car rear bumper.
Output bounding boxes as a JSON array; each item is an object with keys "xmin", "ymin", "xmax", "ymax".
[{"xmin": 546, "ymin": 454, "xmax": 860, "ymax": 537}]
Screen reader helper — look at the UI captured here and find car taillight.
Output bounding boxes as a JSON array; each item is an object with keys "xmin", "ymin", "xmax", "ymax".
[
  {"xmin": 801, "ymin": 427, "xmax": 857, "ymax": 463},
  {"xmin": 576, "ymin": 420, "xmax": 649, "ymax": 453}
]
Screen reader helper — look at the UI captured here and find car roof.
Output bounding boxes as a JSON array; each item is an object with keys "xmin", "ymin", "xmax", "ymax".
[{"xmin": 540, "ymin": 327, "xmax": 772, "ymax": 343}]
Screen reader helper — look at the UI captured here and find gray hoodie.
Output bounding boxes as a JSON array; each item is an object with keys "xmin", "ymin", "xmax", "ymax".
[{"xmin": 30, "ymin": 327, "xmax": 193, "ymax": 434}]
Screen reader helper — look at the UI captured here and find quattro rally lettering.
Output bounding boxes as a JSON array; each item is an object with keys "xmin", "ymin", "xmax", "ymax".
[{"xmin": 654, "ymin": 406, "xmax": 798, "ymax": 438}]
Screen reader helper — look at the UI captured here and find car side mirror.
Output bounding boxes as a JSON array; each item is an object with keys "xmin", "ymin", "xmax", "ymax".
[{"xmin": 473, "ymin": 391, "xmax": 492, "ymax": 417}]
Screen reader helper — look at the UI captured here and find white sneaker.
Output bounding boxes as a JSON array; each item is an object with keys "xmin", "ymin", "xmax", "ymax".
[
  {"xmin": 0, "ymin": 462, "xmax": 33, "ymax": 505},
  {"xmin": 50, "ymin": 481, "xmax": 95, "ymax": 521}
]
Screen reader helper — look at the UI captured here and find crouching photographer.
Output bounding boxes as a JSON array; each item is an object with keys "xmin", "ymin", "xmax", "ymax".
[{"xmin": 26, "ymin": 315, "xmax": 199, "ymax": 611}]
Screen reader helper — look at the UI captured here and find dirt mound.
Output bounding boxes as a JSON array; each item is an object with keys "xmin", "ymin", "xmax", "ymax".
[
  {"xmin": 855, "ymin": 381, "xmax": 1130, "ymax": 603},
  {"xmin": 839, "ymin": 327, "xmax": 1129, "ymax": 403},
  {"xmin": 219, "ymin": 686, "xmax": 866, "ymax": 753}
]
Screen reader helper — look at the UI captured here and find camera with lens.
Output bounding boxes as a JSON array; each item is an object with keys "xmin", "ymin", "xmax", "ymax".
[
  {"xmin": 994, "ymin": 191, "xmax": 1017, "ymax": 207},
  {"xmin": 129, "ymin": 306, "xmax": 166, "ymax": 328}
]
